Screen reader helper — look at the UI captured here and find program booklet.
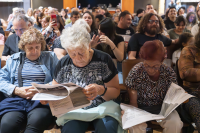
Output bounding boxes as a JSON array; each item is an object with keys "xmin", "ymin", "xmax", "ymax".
[
  {"xmin": 120, "ymin": 83, "xmax": 194, "ymax": 129},
  {"xmin": 32, "ymin": 83, "xmax": 91, "ymax": 117}
]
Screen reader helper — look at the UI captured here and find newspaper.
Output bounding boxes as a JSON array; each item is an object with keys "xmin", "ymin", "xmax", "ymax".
[
  {"xmin": 120, "ymin": 83, "xmax": 194, "ymax": 129},
  {"xmin": 32, "ymin": 83, "xmax": 91, "ymax": 117}
]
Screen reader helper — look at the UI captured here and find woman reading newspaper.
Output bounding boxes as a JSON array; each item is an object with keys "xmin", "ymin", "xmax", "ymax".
[
  {"xmin": 123, "ymin": 40, "xmax": 183, "ymax": 133},
  {"xmin": 41, "ymin": 19, "xmax": 120, "ymax": 133},
  {"xmin": 0, "ymin": 27, "xmax": 58, "ymax": 133}
]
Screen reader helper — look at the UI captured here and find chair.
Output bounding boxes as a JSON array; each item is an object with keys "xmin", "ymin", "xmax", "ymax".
[
  {"xmin": 1, "ymin": 60, "xmax": 6, "ymax": 68},
  {"xmin": 0, "ymin": 45, "xmax": 4, "ymax": 59}
]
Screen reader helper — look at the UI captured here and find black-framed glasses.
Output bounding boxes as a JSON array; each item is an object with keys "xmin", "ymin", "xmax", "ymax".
[{"xmin": 148, "ymin": 20, "xmax": 159, "ymax": 24}]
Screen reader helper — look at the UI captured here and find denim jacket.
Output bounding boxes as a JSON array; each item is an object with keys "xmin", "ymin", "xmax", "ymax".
[{"xmin": 0, "ymin": 51, "xmax": 58, "ymax": 97}]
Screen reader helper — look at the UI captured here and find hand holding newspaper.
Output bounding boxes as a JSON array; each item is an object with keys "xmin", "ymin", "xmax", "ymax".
[
  {"xmin": 120, "ymin": 83, "xmax": 194, "ymax": 129},
  {"xmin": 32, "ymin": 83, "xmax": 91, "ymax": 117}
]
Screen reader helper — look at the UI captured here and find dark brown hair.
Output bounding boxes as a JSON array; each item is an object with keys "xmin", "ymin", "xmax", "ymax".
[{"xmin": 136, "ymin": 13, "xmax": 165, "ymax": 34}]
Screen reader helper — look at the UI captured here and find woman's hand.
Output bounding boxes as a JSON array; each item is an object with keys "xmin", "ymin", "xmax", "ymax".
[
  {"xmin": 49, "ymin": 21, "xmax": 55, "ymax": 28},
  {"xmin": 25, "ymin": 87, "xmax": 39, "ymax": 99},
  {"xmin": 54, "ymin": 29, "xmax": 60, "ymax": 37},
  {"xmin": 90, "ymin": 35, "xmax": 100, "ymax": 48},
  {"xmin": 99, "ymin": 35, "xmax": 113, "ymax": 46},
  {"xmin": 14, "ymin": 86, "xmax": 38, "ymax": 99},
  {"xmin": 83, "ymin": 84, "xmax": 105, "ymax": 100}
]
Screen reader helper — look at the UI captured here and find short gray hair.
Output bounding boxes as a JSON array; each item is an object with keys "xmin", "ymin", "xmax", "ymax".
[
  {"xmin": 13, "ymin": 8, "xmax": 25, "ymax": 15},
  {"xmin": 61, "ymin": 20, "xmax": 91, "ymax": 51},
  {"xmin": 13, "ymin": 14, "xmax": 29, "ymax": 26}
]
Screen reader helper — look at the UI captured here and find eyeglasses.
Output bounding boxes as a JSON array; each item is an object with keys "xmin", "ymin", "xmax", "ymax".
[
  {"xmin": 144, "ymin": 63, "xmax": 161, "ymax": 71},
  {"xmin": 13, "ymin": 28, "xmax": 27, "ymax": 34},
  {"xmin": 148, "ymin": 20, "xmax": 159, "ymax": 24}
]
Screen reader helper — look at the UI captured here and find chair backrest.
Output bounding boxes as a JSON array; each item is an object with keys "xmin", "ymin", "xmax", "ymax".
[
  {"xmin": 1, "ymin": 60, "xmax": 6, "ymax": 68},
  {"xmin": 122, "ymin": 59, "xmax": 143, "ymax": 86},
  {"xmin": 4, "ymin": 31, "xmax": 10, "ymax": 37},
  {"xmin": 175, "ymin": 59, "xmax": 183, "ymax": 87},
  {"xmin": 0, "ymin": 45, "xmax": 4, "ymax": 58}
]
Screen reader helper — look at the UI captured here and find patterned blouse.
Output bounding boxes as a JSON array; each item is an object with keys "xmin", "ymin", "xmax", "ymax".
[
  {"xmin": 53, "ymin": 49, "xmax": 118, "ymax": 109},
  {"xmin": 125, "ymin": 62, "xmax": 177, "ymax": 107}
]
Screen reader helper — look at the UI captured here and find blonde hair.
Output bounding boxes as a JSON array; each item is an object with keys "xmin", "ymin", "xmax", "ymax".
[{"xmin": 18, "ymin": 27, "xmax": 46, "ymax": 51}]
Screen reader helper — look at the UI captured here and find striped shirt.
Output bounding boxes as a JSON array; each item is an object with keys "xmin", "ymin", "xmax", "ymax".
[{"xmin": 14, "ymin": 57, "xmax": 46, "ymax": 87}]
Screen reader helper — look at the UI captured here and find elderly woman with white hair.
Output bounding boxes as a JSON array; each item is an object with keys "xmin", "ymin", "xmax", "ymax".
[{"xmin": 42, "ymin": 19, "xmax": 120, "ymax": 133}]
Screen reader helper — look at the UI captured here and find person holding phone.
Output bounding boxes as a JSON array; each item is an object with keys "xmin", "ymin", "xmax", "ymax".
[{"xmin": 42, "ymin": 14, "xmax": 64, "ymax": 50}]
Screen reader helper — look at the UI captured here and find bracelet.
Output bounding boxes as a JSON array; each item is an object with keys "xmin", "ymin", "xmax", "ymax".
[
  {"xmin": 112, "ymin": 47, "xmax": 116, "ymax": 51},
  {"xmin": 100, "ymin": 85, "xmax": 107, "ymax": 96}
]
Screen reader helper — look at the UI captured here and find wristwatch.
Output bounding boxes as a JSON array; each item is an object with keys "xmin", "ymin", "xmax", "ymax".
[{"xmin": 100, "ymin": 85, "xmax": 107, "ymax": 96}]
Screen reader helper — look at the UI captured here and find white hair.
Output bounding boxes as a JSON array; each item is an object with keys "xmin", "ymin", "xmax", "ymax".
[
  {"xmin": 13, "ymin": 14, "xmax": 29, "ymax": 26},
  {"xmin": 61, "ymin": 20, "xmax": 91, "ymax": 51},
  {"xmin": 72, "ymin": 19, "xmax": 91, "ymax": 32}
]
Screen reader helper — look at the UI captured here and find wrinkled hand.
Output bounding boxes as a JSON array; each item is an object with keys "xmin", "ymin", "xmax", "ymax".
[
  {"xmin": 14, "ymin": 86, "xmax": 38, "ymax": 99},
  {"xmin": 121, "ymin": 110, "xmax": 124, "ymax": 118},
  {"xmin": 83, "ymin": 84, "xmax": 104, "ymax": 100},
  {"xmin": 25, "ymin": 87, "xmax": 39, "ymax": 99},
  {"xmin": 90, "ymin": 35, "xmax": 100, "ymax": 48},
  {"xmin": 99, "ymin": 35, "xmax": 112, "ymax": 46}
]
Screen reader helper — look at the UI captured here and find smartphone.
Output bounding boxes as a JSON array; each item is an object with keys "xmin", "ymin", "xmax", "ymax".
[{"xmin": 51, "ymin": 14, "xmax": 57, "ymax": 26}]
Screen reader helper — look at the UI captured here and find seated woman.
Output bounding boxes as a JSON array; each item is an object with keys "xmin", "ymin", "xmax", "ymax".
[
  {"xmin": 95, "ymin": 18, "xmax": 124, "ymax": 83},
  {"xmin": 178, "ymin": 26, "xmax": 200, "ymax": 132},
  {"xmin": 125, "ymin": 40, "xmax": 183, "ymax": 133},
  {"xmin": 185, "ymin": 12, "xmax": 197, "ymax": 31},
  {"xmin": 167, "ymin": 15, "xmax": 191, "ymax": 40},
  {"xmin": 0, "ymin": 27, "xmax": 58, "ymax": 133},
  {"xmin": 41, "ymin": 15, "xmax": 64, "ymax": 50},
  {"xmin": 82, "ymin": 11, "xmax": 98, "ymax": 38},
  {"xmin": 41, "ymin": 20, "xmax": 120, "ymax": 133},
  {"xmin": 33, "ymin": 12, "xmax": 44, "ymax": 30}
]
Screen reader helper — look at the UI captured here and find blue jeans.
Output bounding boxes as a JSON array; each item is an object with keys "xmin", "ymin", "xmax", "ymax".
[{"xmin": 61, "ymin": 116, "xmax": 118, "ymax": 133}]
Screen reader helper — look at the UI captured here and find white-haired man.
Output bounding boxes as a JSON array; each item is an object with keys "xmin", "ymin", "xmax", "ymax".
[{"xmin": 2, "ymin": 14, "xmax": 30, "ymax": 61}]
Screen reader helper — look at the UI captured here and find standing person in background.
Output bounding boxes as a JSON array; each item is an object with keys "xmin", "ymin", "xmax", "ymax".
[
  {"xmin": 176, "ymin": 0, "xmax": 182, "ymax": 11},
  {"xmin": 164, "ymin": 7, "xmax": 177, "ymax": 30},
  {"xmin": 168, "ymin": 0, "xmax": 176, "ymax": 8}
]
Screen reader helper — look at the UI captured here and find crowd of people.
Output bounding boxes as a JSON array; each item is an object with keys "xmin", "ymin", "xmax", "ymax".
[{"xmin": 0, "ymin": 2, "xmax": 200, "ymax": 133}]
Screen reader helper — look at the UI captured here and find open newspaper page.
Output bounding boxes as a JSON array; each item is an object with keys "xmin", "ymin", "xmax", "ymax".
[
  {"xmin": 32, "ymin": 83, "xmax": 91, "ymax": 117},
  {"xmin": 159, "ymin": 83, "xmax": 194, "ymax": 118},
  {"xmin": 120, "ymin": 104, "xmax": 164, "ymax": 129},
  {"xmin": 120, "ymin": 83, "xmax": 194, "ymax": 129}
]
